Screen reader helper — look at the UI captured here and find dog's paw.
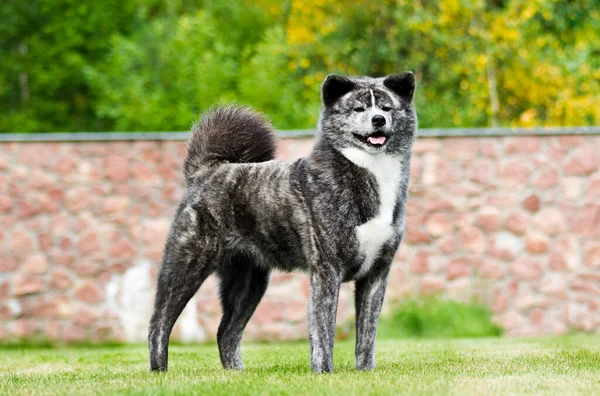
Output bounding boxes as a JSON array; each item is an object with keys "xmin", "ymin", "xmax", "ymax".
[
  {"xmin": 222, "ymin": 362, "xmax": 245, "ymax": 371},
  {"xmin": 149, "ymin": 365, "xmax": 168, "ymax": 373},
  {"xmin": 311, "ymin": 363, "xmax": 334, "ymax": 374},
  {"xmin": 356, "ymin": 357, "xmax": 375, "ymax": 371},
  {"xmin": 356, "ymin": 364, "xmax": 375, "ymax": 371}
]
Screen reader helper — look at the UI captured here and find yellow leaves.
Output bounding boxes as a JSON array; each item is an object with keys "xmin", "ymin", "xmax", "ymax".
[
  {"xmin": 258, "ymin": 0, "xmax": 600, "ymax": 128},
  {"xmin": 302, "ymin": 72, "xmax": 326, "ymax": 87},
  {"xmin": 501, "ymin": 28, "xmax": 520, "ymax": 42},
  {"xmin": 579, "ymin": 63, "xmax": 591, "ymax": 75},
  {"xmin": 436, "ymin": 48, "xmax": 449, "ymax": 60},
  {"xmin": 286, "ymin": 0, "xmax": 341, "ymax": 44},
  {"xmin": 476, "ymin": 55, "xmax": 488, "ymax": 68},
  {"xmin": 287, "ymin": 26, "xmax": 315, "ymax": 45},
  {"xmin": 519, "ymin": 109, "xmax": 538, "ymax": 126},
  {"xmin": 521, "ymin": 4, "xmax": 538, "ymax": 20},
  {"xmin": 287, "ymin": 58, "xmax": 312, "ymax": 72},
  {"xmin": 320, "ymin": 21, "xmax": 337, "ymax": 37},
  {"xmin": 299, "ymin": 58, "xmax": 310, "ymax": 68},
  {"xmin": 253, "ymin": 0, "xmax": 282, "ymax": 17},
  {"xmin": 535, "ymin": 37, "xmax": 546, "ymax": 47},
  {"xmin": 409, "ymin": 18, "xmax": 434, "ymax": 33},
  {"xmin": 439, "ymin": 0, "xmax": 461, "ymax": 19},
  {"xmin": 540, "ymin": 9, "xmax": 552, "ymax": 20},
  {"xmin": 574, "ymin": 40, "xmax": 588, "ymax": 52},
  {"xmin": 560, "ymin": 94, "xmax": 600, "ymax": 126}
]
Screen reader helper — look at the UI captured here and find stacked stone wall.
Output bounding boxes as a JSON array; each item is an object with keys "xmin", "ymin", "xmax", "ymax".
[{"xmin": 0, "ymin": 134, "xmax": 599, "ymax": 342}]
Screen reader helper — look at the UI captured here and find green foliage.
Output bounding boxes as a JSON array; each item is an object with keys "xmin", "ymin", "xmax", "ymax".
[
  {"xmin": 87, "ymin": 12, "xmax": 240, "ymax": 131},
  {"xmin": 377, "ymin": 297, "xmax": 502, "ymax": 339},
  {"xmin": 0, "ymin": 0, "xmax": 142, "ymax": 132},
  {"xmin": 1, "ymin": 0, "xmax": 599, "ymax": 132},
  {"xmin": 237, "ymin": 27, "xmax": 321, "ymax": 129}
]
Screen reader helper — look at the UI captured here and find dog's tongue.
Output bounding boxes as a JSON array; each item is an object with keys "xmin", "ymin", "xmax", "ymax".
[{"xmin": 367, "ymin": 135, "xmax": 386, "ymax": 145}]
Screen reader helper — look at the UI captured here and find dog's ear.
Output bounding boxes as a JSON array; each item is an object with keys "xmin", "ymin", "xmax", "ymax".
[
  {"xmin": 321, "ymin": 75, "xmax": 355, "ymax": 107},
  {"xmin": 383, "ymin": 72, "xmax": 416, "ymax": 101}
]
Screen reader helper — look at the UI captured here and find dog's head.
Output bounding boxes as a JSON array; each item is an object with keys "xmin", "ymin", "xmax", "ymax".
[{"xmin": 318, "ymin": 73, "xmax": 417, "ymax": 154}]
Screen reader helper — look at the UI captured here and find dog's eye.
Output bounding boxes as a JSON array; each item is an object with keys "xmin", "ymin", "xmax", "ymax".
[
  {"xmin": 354, "ymin": 107, "xmax": 365, "ymax": 113},
  {"xmin": 382, "ymin": 106, "xmax": 392, "ymax": 112}
]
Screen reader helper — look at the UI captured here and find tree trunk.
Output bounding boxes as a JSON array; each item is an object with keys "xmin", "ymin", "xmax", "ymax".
[
  {"xmin": 18, "ymin": 42, "xmax": 30, "ymax": 105},
  {"xmin": 487, "ymin": 60, "xmax": 500, "ymax": 127}
]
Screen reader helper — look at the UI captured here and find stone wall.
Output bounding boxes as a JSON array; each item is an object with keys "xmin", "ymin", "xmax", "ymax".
[{"xmin": 0, "ymin": 134, "xmax": 599, "ymax": 343}]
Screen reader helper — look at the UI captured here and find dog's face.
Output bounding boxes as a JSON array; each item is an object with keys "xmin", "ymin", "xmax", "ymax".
[{"xmin": 318, "ymin": 73, "xmax": 417, "ymax": 154}]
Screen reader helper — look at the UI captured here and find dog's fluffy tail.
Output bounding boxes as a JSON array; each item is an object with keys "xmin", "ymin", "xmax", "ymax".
[{"xmin": 184, "ymin": 105, "xmax": 277, "ymax": 182}]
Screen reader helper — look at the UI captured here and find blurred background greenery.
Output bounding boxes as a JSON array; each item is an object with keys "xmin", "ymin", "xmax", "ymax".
[
  {"xmin": 336, "ymin": 298, "xmax": 502, "ymax": 340},
  {"xmin": 1, "ymin": 0, "xmax": 599, "ymax": 133},
  {"xmin": 376, "ymin": 298, "xmax": 502, "ymax": 339}
]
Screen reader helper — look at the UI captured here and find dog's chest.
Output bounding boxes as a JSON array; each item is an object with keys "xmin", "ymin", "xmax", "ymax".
[{"xmin": 340, "ymin": 148, "xmax": 402, "ymax": 278}]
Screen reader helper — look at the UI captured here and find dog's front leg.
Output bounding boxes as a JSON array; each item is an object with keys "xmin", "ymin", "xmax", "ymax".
[
  {"xmin": 308, "ymin": 269, "xmax": 341, "ymax": 374},
  {"xmin": 354, "ymin": 266, "xmax": 390, "ymax": 370}
]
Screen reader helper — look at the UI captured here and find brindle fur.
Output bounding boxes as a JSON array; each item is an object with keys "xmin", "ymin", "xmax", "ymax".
[{"xmin": 148, "ymin": 73, "xmax": 417, "ymax": 373}]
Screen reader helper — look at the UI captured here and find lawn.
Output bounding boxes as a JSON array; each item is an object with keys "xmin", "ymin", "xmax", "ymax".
[{"xmin": 1, "ymin": 336, "xmax": 600, "ymax": 395}]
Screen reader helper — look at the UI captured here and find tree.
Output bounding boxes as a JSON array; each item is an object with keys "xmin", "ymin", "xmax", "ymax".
[{"xmin": 1, "ymin": 0, "xmax": 598, "ymax": 132}]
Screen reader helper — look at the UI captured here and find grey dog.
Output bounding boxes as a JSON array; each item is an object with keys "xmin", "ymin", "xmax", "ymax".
[{"xmin": 148, "ymin": 72, "xmax": 417, "ymax": 373}]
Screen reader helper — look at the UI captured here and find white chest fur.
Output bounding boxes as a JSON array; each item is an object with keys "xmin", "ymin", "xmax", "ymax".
[{"xmin": 340, "ymin": 148, "xmax": 403, "ymax": 278}]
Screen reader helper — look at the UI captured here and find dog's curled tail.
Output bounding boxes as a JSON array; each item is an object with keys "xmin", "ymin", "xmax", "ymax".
[{"xmin": 184, "ymin": 105, "xmax": 277, "ymax": 182}]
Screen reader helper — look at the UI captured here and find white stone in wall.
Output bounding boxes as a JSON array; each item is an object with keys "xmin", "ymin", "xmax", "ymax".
[
  {"xmin": 495, "ymin": 232, "xmax": 524, "ymax": 255},
  {"xmin": 105, "ymin": 260, "xmax": 206, "ymax": 343},
  {"xmin": 106, "ymin": 260, "xmax": 155, "ymax": 342},
  {"xmin": 178, "ymin": 297, "xmax": 206, "ymax": 343},
  {"xmin": 7, "ymin": 299, "xmax": 22, "ymax": 317}
]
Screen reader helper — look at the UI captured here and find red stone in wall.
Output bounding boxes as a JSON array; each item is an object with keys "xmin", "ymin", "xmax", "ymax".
[{"xmin": 0, "ymin": 135, "xmax": 599, "ymax": 341}]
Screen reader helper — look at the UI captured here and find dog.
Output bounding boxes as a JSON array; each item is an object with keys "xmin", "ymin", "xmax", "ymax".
[{"xmin": 148, "ymin": 72, "xmax": 417, "ymax": 373}]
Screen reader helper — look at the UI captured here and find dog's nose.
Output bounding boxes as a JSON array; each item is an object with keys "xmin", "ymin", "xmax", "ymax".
[{"xmin": 372, "ymin": 115, "xmax": 386, "ymax": 127}]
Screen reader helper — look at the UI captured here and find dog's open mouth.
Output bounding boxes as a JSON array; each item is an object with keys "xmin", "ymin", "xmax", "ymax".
[{"xmin": 353, "ymin": 132, "xmax": 389, "ymax": 147}]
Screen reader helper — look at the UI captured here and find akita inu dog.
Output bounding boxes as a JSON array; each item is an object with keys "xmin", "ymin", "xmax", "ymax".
[{"xmin": 148, "ymin": 73, "xmax": 417, "ymax": 373}]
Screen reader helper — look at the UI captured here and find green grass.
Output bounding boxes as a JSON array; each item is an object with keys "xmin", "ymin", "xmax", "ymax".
[{"xmin": 1, "ymin": 336, "xmax": 600, "ymax": 395}]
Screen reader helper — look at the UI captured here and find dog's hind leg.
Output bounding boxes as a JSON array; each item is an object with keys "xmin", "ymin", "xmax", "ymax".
[
  {"xmin": 148, "ymin": 234, "xmax": 216, "ymax": 372},
  {"xmin": 217, "ymin": 254, "xmax": 270, "ymax": 370}
]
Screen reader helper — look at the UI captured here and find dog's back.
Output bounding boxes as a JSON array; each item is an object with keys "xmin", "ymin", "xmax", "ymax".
[{"xmin": 181, "ymin": 105, "xmax": 310, "ymax": 271}]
